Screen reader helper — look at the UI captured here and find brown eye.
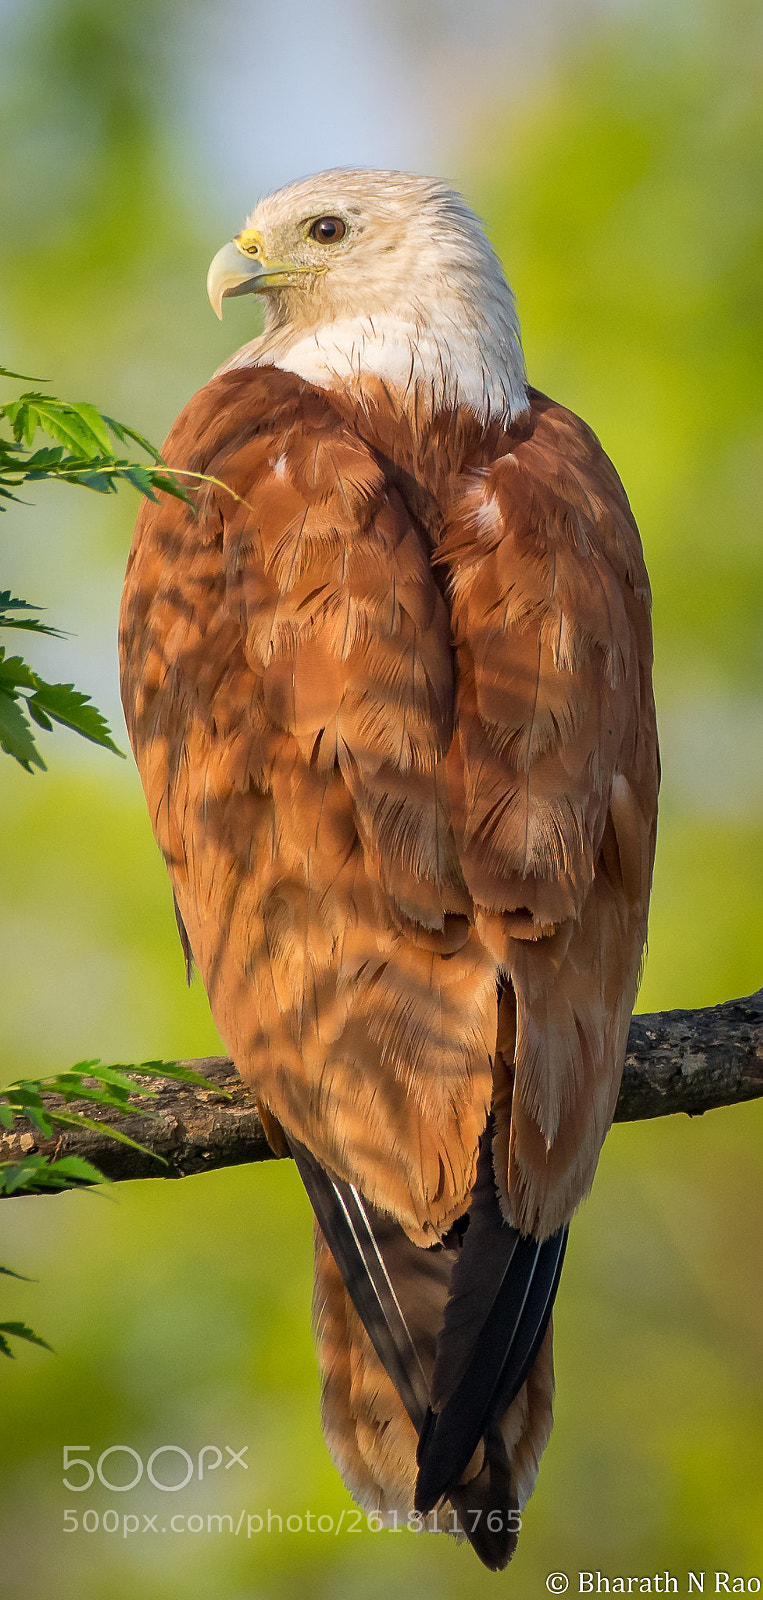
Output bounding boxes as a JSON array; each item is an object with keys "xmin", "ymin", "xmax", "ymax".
[{"xmin": 309, "ymin": 215, "xmax": 346, "ymax": 243}]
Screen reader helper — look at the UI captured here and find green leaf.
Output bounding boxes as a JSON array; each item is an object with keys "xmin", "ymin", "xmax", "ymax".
[
  {"xmin": 26, "ymin": 681, "xmax": 123, "ymax": 756},
  {"xmin": 0, "ymin": 592, "xmax": 64, "ymax": 637},
  {"xmin": 0, "ymin": 650, "xmax": 39, "ymax": 691},
  {"xmin": 150, "ymin": 472, "xmax": 189, "ymax": 502},
  {"xmin": 41, "ymin": 1111, "xmax": 163, "ymax": 1159},
  {"xmin": 132, "ymin": 1059, "xmax": 226, "ymax": 1091},
  {"xmin": 102, "ymin": 413, "xmax": 164, "ymax": 464},
  {"xmin": 3, "ymin": 395, "xmax": 111, "ymax": 459},
  {"xmin": 0, "ymin": 618, "xmax": 63, "ymax": 637},
  {"xmin": 67, "ymin": 401, "xmax": 114, "ymax": 455},
  {"xmin": 50, "ymin": 1065, "xmax": 154, "ymax": 1098},
  {"xmin": 22, "ymin": 1104, "xmax": 54, "ymax": 1138},
  {"xmin": 0, "ymin": 1152, "xmax": 107, "ymax": 1195},
  {"xmin": 26, "ymin": 700, "xmax": 53, "ymax": 732},
  {"xmin": 0, "ymin": 686, "xmax": 45, "ymax": 771},
  {"xmin": 66, "ymin": 469, "xmax": 116, "ymax": 495},
  {"xmin": 0, "ymin": 364, "xmax": 45, "ymax": 382},
  {"xmin": 0, "ymin": 1158, "xmax": 52, "ymax": 1195},
  {"xmin": 0, "ymin": 1321, "xmax": 53, "ymax": 1356},
  {"xmin": 42, "ymin": 1057, "xmax": 228, "ymax": 1093},
  {"xmin": 31, "ymin": 1083, "xmax": 131, "ymax": 1113},
  {"xmin": 2, "ymin": 397, "xmax": 38, "ymax": 448},
  {"xmin": 23, "ymin": 446, "xmax": 65, "ymax": 471},
  {"xmin": 43, "ymin": 1155, "xmax": 109, "ymax": 1186},
  {"xmin": 121, "ymin": 465, "xmax": 159, "ymax": 501},
  {"xmin": 0, "ymin": 591, "xmax": 39, "ymax": 613},
  {"xmin": 1, "ymin": 1084, "xmax": 46, "ymax": 1109}
]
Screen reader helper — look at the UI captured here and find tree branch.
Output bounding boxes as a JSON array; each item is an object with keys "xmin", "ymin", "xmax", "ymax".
[{"xmin": 2, "ymin": 991, "xmax": 761, "ymax": 1191}]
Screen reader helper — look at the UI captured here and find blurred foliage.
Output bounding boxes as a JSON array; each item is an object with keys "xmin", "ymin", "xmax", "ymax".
[
  {"xmin": 0, "ymin": 0, "xmax": 760, "ymax": 1596},
  {"xmin": 472, "ymin": 0, "xmax": 763, "ymax": 700},
  {"xmin": 0, "ymin": 0, "xmax": 235, "ymax": 428}
]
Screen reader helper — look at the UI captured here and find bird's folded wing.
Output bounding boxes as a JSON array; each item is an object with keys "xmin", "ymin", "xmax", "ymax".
[
  {"xmin": 437, "ymin": 391, "xmax": 659, "ymax": 1236},
  {"xmin": 119, "ymin": 364, "xmax": 496, "ymax": 1243}
]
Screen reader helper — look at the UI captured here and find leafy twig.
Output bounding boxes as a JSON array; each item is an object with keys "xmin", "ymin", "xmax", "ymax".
[
  {"xmin": 0, "ymin": 364, "xmax": 192, "ymax": 771},
  {"xmin": 0, "ymin": 1059, "xmax": 223, "ymax": 1192},
  {"xmin": 0, "ymin": 368, "xmax": 191, "ymax": 509},
  {"xmin": 0, "ymin": 1058, "xmax": 222, "ymax": 1353}
]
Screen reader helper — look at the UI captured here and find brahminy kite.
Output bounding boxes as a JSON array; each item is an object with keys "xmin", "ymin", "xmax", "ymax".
[{"xmin": 119, "ymin": 169, "xmax": 659, "ymax": 1570}]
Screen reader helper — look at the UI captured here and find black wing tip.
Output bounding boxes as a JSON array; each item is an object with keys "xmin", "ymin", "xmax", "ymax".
[
  {"xmin": 445, "ymin": 1421, "xmax": 520, "ymax": 1571},
  {"xmin": 415, "ymin": 1225, "xmax": 568, "ymax": 1514},
  {"xmin": 451, "ymin": 1502, "xmax": 518, "ymax": 1572},
  {"xmin": 416, "ymin": 1448, "xmax": 518, "ymax": 1570}
]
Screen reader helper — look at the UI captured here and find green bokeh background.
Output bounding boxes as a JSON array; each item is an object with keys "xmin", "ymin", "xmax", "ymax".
[{"xmin": 0, "ymin": 2, "xmax": 761, "ymax": 1596}]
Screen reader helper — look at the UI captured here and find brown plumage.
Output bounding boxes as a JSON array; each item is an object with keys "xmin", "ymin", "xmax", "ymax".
[{"xmin": 119, "ymin": 169, "xmax": 658, "ymax": 1570}]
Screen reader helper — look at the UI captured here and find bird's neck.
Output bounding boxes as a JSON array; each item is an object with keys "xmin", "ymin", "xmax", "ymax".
[{"xmin": 216, "ymin": 308, "xmax": 528, "ymax": 430}]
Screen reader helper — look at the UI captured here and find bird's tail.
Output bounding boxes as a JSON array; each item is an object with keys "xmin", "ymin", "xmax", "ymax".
[{"xmin": 295, "ymin": 1123, "xmax": 564, "ymax": 1570}]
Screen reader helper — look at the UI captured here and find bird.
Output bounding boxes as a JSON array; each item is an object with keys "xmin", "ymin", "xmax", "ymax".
[{"xmin": 119, "ymin": 168, "xmax": 659, "ymax": 1571}]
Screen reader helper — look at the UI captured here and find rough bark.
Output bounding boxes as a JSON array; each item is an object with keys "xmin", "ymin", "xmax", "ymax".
[{"xmin": 1, "ymin": 991, "xmax": 761, "ymax": 1191}]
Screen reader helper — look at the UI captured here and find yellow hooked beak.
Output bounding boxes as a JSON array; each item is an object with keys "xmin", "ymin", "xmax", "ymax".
[{"xmin": 206, "ymin": 227, "xmax": 317, "ymax": 319}]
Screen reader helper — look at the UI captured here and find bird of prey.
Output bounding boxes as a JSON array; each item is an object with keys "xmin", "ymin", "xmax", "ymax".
[{"xmin": 119, "ymin": 169, "xmax": 659, "ymax": 1571}]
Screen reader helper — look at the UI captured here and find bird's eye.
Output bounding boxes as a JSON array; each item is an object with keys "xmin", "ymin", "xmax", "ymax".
[{"xmin": 309, "ymin": 216, "xmax": 347, "ymax": 244}]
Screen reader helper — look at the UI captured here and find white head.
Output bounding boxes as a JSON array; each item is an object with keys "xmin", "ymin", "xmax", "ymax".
[{"xmin": 207, "ymin": 168, "xmax": 528, "ymax": 426}]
